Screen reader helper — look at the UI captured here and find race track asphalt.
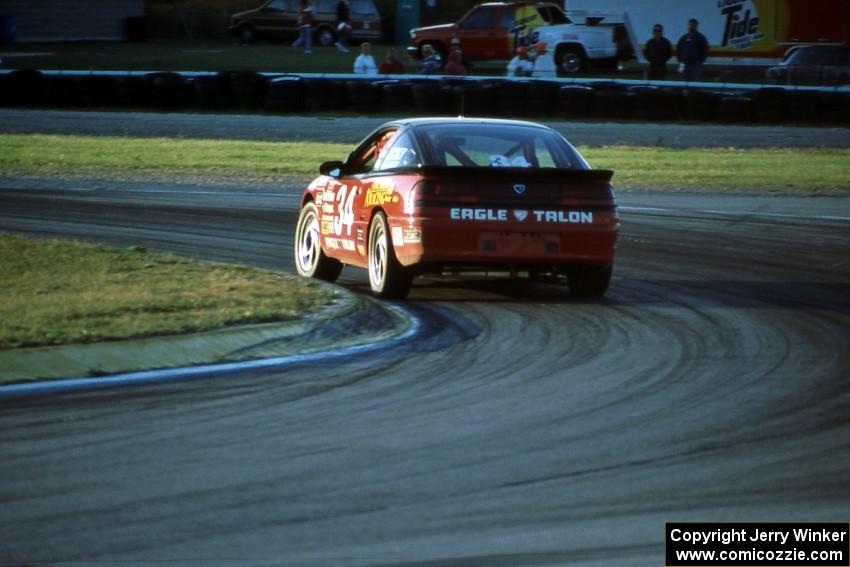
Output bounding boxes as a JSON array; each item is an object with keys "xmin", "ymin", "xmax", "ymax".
[{"xmin": 0, "ymin": 112, "xmax": 849, "ymax": 566}]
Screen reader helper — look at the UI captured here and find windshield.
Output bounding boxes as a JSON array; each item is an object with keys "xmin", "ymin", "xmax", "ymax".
[{"xmin": 412, "ymin": 123, "xmax": 588, "ymax": 170}]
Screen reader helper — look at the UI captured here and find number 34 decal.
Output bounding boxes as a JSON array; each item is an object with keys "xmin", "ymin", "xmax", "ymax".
[{"xmin": 333, "ymin": 184, "xmax": 356, "ymax": 237}]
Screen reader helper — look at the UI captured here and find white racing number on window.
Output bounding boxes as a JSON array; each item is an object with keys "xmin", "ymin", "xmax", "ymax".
[{"xmin": 334, "ymin": 185, "xmax": 357, "ymax": 237}]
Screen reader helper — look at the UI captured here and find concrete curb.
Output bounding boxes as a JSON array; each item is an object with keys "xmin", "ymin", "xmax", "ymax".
[{"xmin": 0, "ymin": 286, "xmax": 419, "ymax": 401}]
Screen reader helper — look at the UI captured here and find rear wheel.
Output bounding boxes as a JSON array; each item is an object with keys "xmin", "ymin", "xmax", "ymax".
[
  {"xmin": 556, "ymin": 46, "xmax": 586, "ymax": 75},
  {"xmin": 368, "ymin": 212, "xmax": 412, "ymax": 298},
  {"xmin": 294, "ymin": 202, "xmax": 342, "ymax": 282},
  {"xmin": 567, "ymin": 264, "xmax": 612, "ymax": 298}
]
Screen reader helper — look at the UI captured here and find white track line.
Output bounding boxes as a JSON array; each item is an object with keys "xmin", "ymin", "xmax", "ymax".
[{"xmin": 0, "ymin": 303, "xmax": 421, "ymax": 401}]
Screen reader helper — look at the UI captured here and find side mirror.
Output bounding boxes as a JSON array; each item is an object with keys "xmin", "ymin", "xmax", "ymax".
[{"xmin": 319, "ymin": 160, "xmax": 344, "ymax": 177}]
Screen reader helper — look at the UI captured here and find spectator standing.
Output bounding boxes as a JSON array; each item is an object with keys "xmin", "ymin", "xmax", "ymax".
[
  {"xmin": 419, "ymin": 44, "xmax": 441, "ymax": 75},
  {"xmin": 380, "ymin": 48, "xmax": 405, "ymax": 74},
  {"xmin": 644, "ymin": 24, "xmax": 672, "ymax": 80},
  {"xmin": 335, "ymin": 0, "xmax": 351, "ymax": 53},
  {"xmin": 354, "ymin": 42, "xmax": 378, "ymax": 74},
  {"xmin": 531, "ymin": 42, "xmax": 556, "ymax": 78},
  {"xmin": 292, "ymin": 0, "xmax": 313, "ymax": 54},
  {"xmin": 506, "ymin": 45, "xmax": 533, "ymax": 77},
  {"xmin": 676, "ymin": 18, "xmax": 709, "ymax": 82},
  {"xmin": 449, "ymin": 37, "xmax": 473, "ymax": 74},
  {"xmin": 443, "ymin": 50, "xmax": 468, "ymax": 76},
  {"xmin": 613, "ymin": 24, "xmax": 632, "ymax": 71}
]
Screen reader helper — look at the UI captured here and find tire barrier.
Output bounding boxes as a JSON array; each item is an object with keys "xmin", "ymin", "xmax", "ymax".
[
  {"xmin": 43, "ymin": 75, "xmax": 85, "ymax": 108},
  {"xmin": 194, "ymin": 74, "xmax": 231, "ymax": 110},
  {"xmin": 683, "ymin": 89, "xmax": 727, "ymax": 121},
  {"xmin": 593, "ymin": 87, "xmax": 635, "ymax": 120},
  {"xmin": 630, "ymin": 85, "xmax": 683, "ymax": 121},
  {"xmin": 147, "ymin": 72, "xmax": 193, "ymax": 110},
  {"xmin": 117, "ymin": 76, "xmax": 153, "ymax": 108},
  {"xmin": 380, "ymin": 80, "xmax": 413, "ymax": 113},
  {"xmin": 229, "ymin": 71, "xmax": 266, "ymax": 109},
  {"xmin": 788, "ymin": 90, "xmax": 820, "ymax": 123},
  {"xmin": 265, "ymin": 76, "xmax": 304, "ymax": 113},
  {"xmin": 495, "ymin": 81, "xmax": 527, "ymax": 116},
  {"xmin": 1, "ymin": 68, "xmax": 847, "ymax": 125},
  {"xmin": 78, "ymin": 75, "xmax": 120, "ymax": 108},
  {"xmin": 451, "ymin": 82, "xmax": 494, "ymax": 116},
  {"xmin": 558, "ymin": 85, "xmax": 594, "ymax": 118},
  {"xmin": 411, "ymin": 81, "xmax": 452, "ymax": 115},
  {"xmin": 749, "ymin": 87, "xmax": 788, "ymax": 122},
  {"xmin": 5, "ymin": 69, "xmax": 43, "ymax": 106},
  {"xmin": 818, "ymin": 92, "xmax": 850, "ymax": 124},
  {"xmin": 347, "ymin": 79, "xmax": 382, "ymax": 114},
  {"xmin": 716, "ymin": 96, "xmax": 756, "ymax": 123},
  {"xmin": 303, "ymin": 77, "xmax": 346, "ymax": 111},
  {"xmin": 526, "ymin": 81, "xmax": 559, "ymax": 116}
]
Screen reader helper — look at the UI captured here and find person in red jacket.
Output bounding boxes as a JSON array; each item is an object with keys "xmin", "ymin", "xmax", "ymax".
[
  {"xmin": 380, "ymin": 48, "xmax": 405, "ymax": 74},
  {"xmin": 443, "ymin": 49, "xmax": 468, "ymax": 76}
]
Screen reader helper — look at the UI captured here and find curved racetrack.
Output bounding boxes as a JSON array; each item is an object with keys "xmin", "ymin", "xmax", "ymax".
[{"xmin": 1, "ymin": 114, "xmax": 849, "ymax": 566}]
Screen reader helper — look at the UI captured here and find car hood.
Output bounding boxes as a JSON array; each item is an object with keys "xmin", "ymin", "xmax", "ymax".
[{"xmin": 412, "ymin": 23, "xmax": 457, "ymax": 35}]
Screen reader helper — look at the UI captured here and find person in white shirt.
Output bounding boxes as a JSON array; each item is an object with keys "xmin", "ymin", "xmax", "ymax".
[
  {"xmin": 531, "ymin": 42, "xmax": 557, "ymax": 78},
  {"xmin": 353, "ymin": 42, "xmax": 378, "ymax": 75},
  {"xmin": 506, "ymin": 45, "xmax": 533, "ymax": 77}
]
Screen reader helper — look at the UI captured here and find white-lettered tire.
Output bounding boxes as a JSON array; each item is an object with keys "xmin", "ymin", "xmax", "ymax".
[
  {"xmin": 567, "ymin": 264, "xmax": 612, "ymax": 298},
  {"xmin": 294, "ymin": 202, "xmax": 342, "ymax": 282},
  {"xmin": 368, "ymin": 212, "xmax": 412, "ymax": 298}
]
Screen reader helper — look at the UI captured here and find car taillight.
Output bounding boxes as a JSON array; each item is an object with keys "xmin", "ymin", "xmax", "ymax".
[
  {"xmin": 560, "ymin": 181, "xmax": 614, "ymax": 205},
  {"xmin": 412, "ymin": 180, "xmax": 478, "ymax": 205}
]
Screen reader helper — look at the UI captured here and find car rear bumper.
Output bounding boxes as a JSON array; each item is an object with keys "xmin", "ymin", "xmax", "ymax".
[{"xmin": 390, "ymin": 206, "xmax": 619, "ymax": 271}]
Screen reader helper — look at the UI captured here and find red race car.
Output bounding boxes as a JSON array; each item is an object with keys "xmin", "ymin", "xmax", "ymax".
[{"xmin": 294, "ymin": 118, "xmax": 619, "ymax": 299}]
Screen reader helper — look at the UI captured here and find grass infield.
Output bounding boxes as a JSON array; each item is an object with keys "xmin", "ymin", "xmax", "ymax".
[
  {"xmin": 1, "ymin": 134, "xmax": 849, "ymax": 194},
  {"xmin": 0, "ymin": 233, "xmax": 335, "ymax": 350}
]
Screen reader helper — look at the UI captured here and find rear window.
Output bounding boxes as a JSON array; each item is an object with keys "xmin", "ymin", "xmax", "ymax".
[{"xmin": 413, "ymin": 123, "xmax": 588, "ymax": 170}]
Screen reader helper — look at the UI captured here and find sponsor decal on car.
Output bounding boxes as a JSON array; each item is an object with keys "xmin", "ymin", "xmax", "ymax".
[
  {"xmin": 450, "ymin": 208, "xmax": 593, "ymax": 223},
  {"xmin": 365, "ymin": 181, "xmax": 399, "ymax": 206},
  {"xmin": 451, "ymin": 208, "xmax": 509, "ymax": 221},
  {"xmin": 321, "ymin": 219, "xmax": 335, "ymax": 235},
  {"xmin": 533, "ymin": 210, "xmax": 593, "ymax": 223}
]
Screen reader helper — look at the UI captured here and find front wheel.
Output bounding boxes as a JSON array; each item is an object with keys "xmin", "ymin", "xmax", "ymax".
[
  {"xmin": 294, "ymin": 202, "xmax": 342, "ymax": 282},
  {"xmin": 567, "ymin": 264, "xmax": 612, "ymax": 298},
  {"xmin": 368, "ymin": 212, "xmax": 412, "ymax": 298}
]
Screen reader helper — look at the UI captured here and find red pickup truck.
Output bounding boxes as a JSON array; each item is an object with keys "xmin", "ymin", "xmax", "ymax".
[{"xmin": 407, "ymin": 1, "xmax": 569, "ymax": 61}]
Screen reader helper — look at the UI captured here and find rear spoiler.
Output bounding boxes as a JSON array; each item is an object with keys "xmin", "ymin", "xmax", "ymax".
[{"xmin": 415, "ymin": 166, "xmax": 614, "ymax": 183}]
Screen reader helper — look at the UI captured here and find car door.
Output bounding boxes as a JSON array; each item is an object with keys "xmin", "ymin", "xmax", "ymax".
[
  {"xmin": 455, "ymin": 5, "xmax": 499, "ymax": 59},
  {"xmin": 321, "ymin": 128, "xmax": 399, "ymax": 265}
]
